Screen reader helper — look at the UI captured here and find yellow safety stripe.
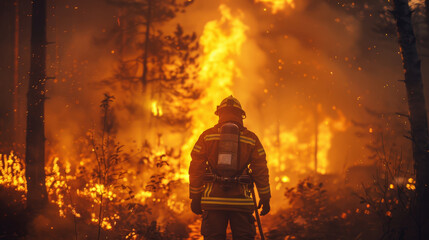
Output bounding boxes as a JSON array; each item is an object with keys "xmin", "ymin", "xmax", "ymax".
[
  {"xmin": 203, "ymin": 183, "xmax": 213, "ymax": 197},
  {"xmin": 257, "ymin": 148, "xmax": 265, "ymax": 156},
  {"xmin": 202, "ymin": 197, "xmax": 253, "ymax": 201},
  {"xmin": 201, "ymin": 201, "xmax": 255, "ymax": 206},
  {"xmin": 201, "ymin": 197, "xmax": 254, "ymax": 206},
  {"xmin": 207, "ymin": 183, "xmax": 213, "ymax": 196},
  {"xmin": 204, "ymin": 134, "xmax": 255, "ymax": 146},
  {"xmin": 204, "ymin": 134, "xmax": 220, "ymax": 141},
  {"xmin": 192, "ymin": 145, "xmax": 202, "ymax": 153},
  {"xmin": 259, "ymin": 190, "xmax": 270, "ymax": 195},
  {"xmin": 257, "ymin": 185, "xmax": 270, "ymax": 195},
  {"xmin": 240, "ymin": 136, "xmax": 256, "ymax": 145},
  {"xmin": 240, "ymin": 136, "xmax": 255, "ymax": 143}
]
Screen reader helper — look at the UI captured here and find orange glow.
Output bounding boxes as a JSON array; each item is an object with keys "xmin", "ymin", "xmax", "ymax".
[
  {"xmin": 255, "ymin": 0, "xmax": 295, "ymax": 13},
  {"xmin": 0, "ymin": 152, "xmax": 26, "ymax": 192},
  {"xmin": 0, "ymin": 0, "xmax": 371, "ymax": 235},
  {"xmin": 263, "ymin": 109, "xmax": 348, "ymax": 176},
  {"xmin": 151, "ymin": 101, "xmax": 163, "ymax": 117},
  {"xmin": 181, "ymin": 4, "xmax": 248, "ymax": 178}
]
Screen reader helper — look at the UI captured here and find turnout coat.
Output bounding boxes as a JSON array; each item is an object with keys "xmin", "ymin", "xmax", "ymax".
[{"xmin": 189, "ymin": 123, "xmax": 271, "ymax": 212}]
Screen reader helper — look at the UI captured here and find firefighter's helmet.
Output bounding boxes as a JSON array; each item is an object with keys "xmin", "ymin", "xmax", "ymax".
[{"xmin": 215, "ymin": 95, "xmax": 246, "ymax": 118}]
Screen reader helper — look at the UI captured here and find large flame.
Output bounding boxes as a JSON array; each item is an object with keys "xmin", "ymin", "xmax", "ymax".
[
  {"xmin": 181, "ymin": 4, "xmax": 248, "ymax": 175},
  {"xmin": 263, "ymin": 108, "xmax": 348, "ymax": 195},
  {"xmin": 0, "ymin": 0, "xmax": 362, "ymax": 236}
]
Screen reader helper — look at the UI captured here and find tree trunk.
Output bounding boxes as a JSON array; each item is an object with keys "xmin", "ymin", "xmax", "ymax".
[
  {"xmin": 25, "ymin": 0, "xmax": 48, "ymax": 212},
  {"xmin": 141, "ymin": 0, "xmax": 152, "ymax": 88},
  {"xmin": 392, "ymin": 0, "xmax": 429, "ymax": 238},
  {"xmin": 13, "ymin": 0, "xmax": 20, "ymax": 141},
  {"xmin": 314, "ymin": 112, "xmax": 318, "ymax": 173},
  {"xmin": 426, "ymin": 0, "xmax": 429, "ymax": 30}
]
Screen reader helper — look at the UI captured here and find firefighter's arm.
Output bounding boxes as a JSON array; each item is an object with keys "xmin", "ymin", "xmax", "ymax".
[
  {"xmin": 249, "ymin": 135, "xmax": 271, "ymax": 202},
  {"xmin": 189, "ymin": 134, "xmax": 207, "ymax": 199}
]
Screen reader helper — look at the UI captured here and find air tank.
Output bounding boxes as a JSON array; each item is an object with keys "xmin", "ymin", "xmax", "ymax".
[{"xmin": 217, "ymin": 123, "xmax": 240, "ymax": 177}]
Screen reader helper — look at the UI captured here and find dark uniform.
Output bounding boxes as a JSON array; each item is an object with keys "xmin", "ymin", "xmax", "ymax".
[{"xmin": 189, "ymin": 96, "xmax": 271, "ymax": 240}]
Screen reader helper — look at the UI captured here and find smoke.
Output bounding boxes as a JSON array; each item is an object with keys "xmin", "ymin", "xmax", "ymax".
[
  {"xmin": 172, "ymin": 0, "xmax": 419, "ymax": 210},
  {"xmin": 12, "ymin": 0, "xmax": 425, "ymax": 231}
]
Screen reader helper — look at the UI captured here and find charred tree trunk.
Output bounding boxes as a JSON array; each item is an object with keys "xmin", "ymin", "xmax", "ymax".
[
  {"xmin": 13, "ymin": 0, "xmax": 20, "ymax": 141},
  {"xmin": 25, "ymin": 0, "xmax": 48, "ymax": 212},
  {"xmin": 392, "ymin": 0, "xmax": 429, "ymax": 238},
  {"xmin": 141, "ymin": 0, "xmax": 152, "ymax": 88}
]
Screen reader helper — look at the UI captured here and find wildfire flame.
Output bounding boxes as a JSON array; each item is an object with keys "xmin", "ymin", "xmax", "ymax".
[
  {"xmin": 181, "ymin": 4, "xmax": 248, "ymax": 172},
  {"xmin": 0, "ymin": 0, "xmax": 367, "ymax": 236},
  {"xmin": 151, "ymin": 101, "xmax": 163, "ymax": 117},
  {"xmin": 255, "ymin": 0, "xmax": 295, "ymax": 13},
  {"xmin": 264, "ymin": 109, "xmax": 348, "ymax": 196},
  {"xmin": 0, "ymin": 152, "xmax": 26, "ymax": 192}
]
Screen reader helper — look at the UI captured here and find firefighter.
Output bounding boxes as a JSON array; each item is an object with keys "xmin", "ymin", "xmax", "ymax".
[{"xmin": 189, "ymin": 95, "xmax": 271, "ymax": 240}]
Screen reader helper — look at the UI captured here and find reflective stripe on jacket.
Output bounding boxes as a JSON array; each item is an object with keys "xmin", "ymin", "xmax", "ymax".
[{"xmin": 189, "ymin": 123, "xmax": 271, "ymax": 212}]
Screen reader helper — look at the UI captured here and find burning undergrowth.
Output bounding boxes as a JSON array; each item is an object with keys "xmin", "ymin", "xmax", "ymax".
[
  {"xmin": 1, "ymin": 94, "xmax": 193, "ymax": 239},
  {"xmin": 1, "ymin": 0, "xmax": 428, "ymax": 239}
]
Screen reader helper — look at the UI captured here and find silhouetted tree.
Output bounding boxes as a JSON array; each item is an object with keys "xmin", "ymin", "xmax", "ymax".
[
  {"xmin": 392, "ymin": 0, "xmax": 429, "ymax": 239},
  {"xmin": 25, "ymin": 0, "xmax": 48, "ymax": 212},
  {"xmin": 105, "ymin": 0, "xmax": 194, "ymax": 88},
  {"xmin": 100, "ymin": 0, "xmax": 200, "ymax": 126},
  {"xmin": 0, "ymin": 0, "xmax": 17, "ymax": 147}
]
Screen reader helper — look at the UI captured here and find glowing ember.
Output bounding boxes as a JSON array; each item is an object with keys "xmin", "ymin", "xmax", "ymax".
[{"xmin": 255, "ymin": 0, "xmax": 295, "ymax": 13}]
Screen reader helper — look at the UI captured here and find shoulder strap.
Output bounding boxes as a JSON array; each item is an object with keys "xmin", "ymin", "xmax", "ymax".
[{"xmin": 234, "ymin": 132, "xmax": 255, "ymax": 177}]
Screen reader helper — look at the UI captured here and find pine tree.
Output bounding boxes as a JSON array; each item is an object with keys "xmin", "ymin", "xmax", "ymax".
[{"xmin": 101, "ymin": 0, "xmax": 200, "ymax": 126}]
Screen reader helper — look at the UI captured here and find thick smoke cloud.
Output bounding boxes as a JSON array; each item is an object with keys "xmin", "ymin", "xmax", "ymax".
[{"xmin": 16, "ymin": 0, "xmax": 426, "ymax": 215}]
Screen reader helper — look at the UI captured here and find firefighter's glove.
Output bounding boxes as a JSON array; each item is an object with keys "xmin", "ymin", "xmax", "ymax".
[
  {"xmin": 191, "ymin": 198, "xmax": 202, "ymax": 215},
  {"xmin": 258, "ymin": 199, "xmax": 270, "ymax": 216}
]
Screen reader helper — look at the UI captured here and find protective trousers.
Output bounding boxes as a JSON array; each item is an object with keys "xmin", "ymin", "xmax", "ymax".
[{"xmin": 201, "ymin": 210, "xmax": 256, "ymax": 240}]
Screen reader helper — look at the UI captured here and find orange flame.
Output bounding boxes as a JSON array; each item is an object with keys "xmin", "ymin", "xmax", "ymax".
[
  {"xmin": 151, "ymin": 101, "xmax": 163, "ymax": 117},
  {"xmin": 264, "ymin": 108, "xmax": 348, "ymax": 194},
  {"xmin": 0, "ymin": 152, "xmax": 26, "ymax": 192},
  {"xmin": 181, "ymin": 4, "xmax": 248, "ymax": 176},
  {"xmin": 256, "ymin": 0, "xmax": 295, "ymax": 13}
]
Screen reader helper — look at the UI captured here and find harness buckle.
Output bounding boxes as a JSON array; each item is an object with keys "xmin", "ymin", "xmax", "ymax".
[{"xmin": 203, "ymin": 173, "xmax": 252, "ymax": 185}]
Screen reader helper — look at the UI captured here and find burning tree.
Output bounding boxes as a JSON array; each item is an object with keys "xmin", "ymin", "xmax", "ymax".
[{"xmin": 4, "ymin": 0, "xmax": 429, "ymax": 239}]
